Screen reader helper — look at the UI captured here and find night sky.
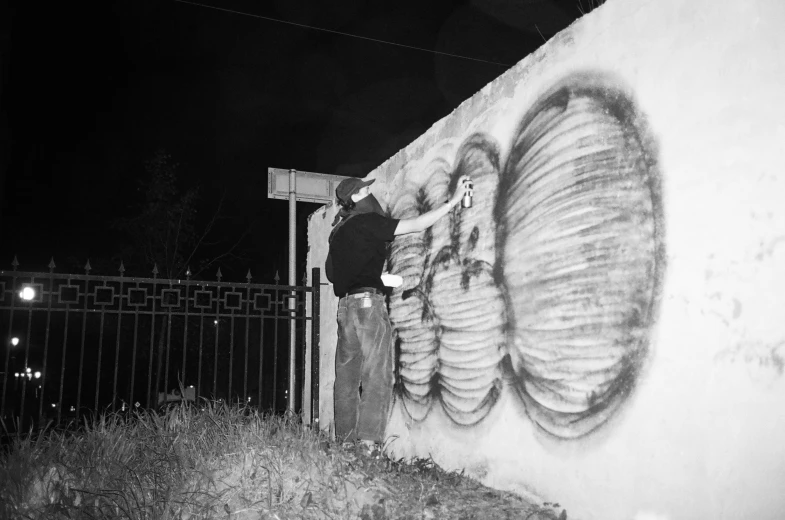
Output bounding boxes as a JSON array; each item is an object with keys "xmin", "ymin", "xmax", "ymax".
[{"xmin": 0, "ymin": 0, "xmax": 583, "ymax": 283}]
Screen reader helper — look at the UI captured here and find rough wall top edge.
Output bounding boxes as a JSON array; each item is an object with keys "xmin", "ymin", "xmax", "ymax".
[
  {"xmin": 306, "ymin": 12, "xmax": 587, "ymax": 225},
  {"xmin": 379, "ymin": 30, "xmax": 580, "ymax": 181}
]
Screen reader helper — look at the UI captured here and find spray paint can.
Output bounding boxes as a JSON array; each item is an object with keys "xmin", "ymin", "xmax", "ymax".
[{"xmin": 462, "ymin": 179, "xmax": 474, "ymax": 208}]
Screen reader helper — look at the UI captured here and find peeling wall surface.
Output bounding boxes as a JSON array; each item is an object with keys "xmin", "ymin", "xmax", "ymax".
[{"xmin": 306, "ymin": 0, "xmax": 785, "ymax": 518}]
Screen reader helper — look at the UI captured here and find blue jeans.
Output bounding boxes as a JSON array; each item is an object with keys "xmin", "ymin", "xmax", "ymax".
[{"xmin": 334, "ymin": 292, "xmax": 393, "ymax": 443}]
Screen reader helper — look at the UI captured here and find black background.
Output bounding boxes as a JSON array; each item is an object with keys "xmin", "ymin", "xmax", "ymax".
[{"xmin": 0, "ymin": 0, "xmax": 585, "ymax": 282}]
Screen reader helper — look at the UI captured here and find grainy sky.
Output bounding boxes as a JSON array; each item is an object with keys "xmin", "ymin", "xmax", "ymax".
[{"xmin": 0, "ymin": 0, "xmax": 584, "ymax": 279}]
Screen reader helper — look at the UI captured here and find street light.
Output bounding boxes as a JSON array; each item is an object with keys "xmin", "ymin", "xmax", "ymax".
[
  {"xmin": 10, "ymin": 337, "xmax": 19, "ymax": 346},
  {"xmin": 19, "ymin": 286, "xmax": 36, "ymax": 301}
]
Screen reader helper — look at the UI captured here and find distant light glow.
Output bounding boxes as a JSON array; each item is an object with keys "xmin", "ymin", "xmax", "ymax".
[
  {"xmin": 51, "ymin": 403, "xmax": 56, "ymax": 408},
  {"xmin": 34, "ymin": 371, "xmax": 41, "ymax": 379},
  {"xmin": 26, "ymin": 367, "xmax": 31, "ymax": 373},
  {"xmin": 11, "ymin": 337, "xmax": 19, "ymax": 346},
  {"xmin": 19, "ymin": 286, "xmax": 36, "ymax": 301},
  {"xmin": 214, "ymin": 320, "xmax": 218, "ymax": 325}
]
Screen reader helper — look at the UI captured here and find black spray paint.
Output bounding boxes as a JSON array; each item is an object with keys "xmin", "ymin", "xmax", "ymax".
[{"xmin": 386, "ymin": 72, "xmax": 665, "ymax": 439}]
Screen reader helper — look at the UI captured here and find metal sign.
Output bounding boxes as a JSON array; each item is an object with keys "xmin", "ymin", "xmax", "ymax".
[{"xmin": 267, "ymin": 168, "xmax": 351, "ymax": 204}]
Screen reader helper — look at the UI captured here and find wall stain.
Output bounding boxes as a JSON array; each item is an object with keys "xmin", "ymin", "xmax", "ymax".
[{"xmin": 715, "ymin": 341, "xmax": 785, "ymax": 386}]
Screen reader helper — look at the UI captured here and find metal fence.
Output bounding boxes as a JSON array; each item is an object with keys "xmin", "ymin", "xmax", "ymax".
[{"xmin": 0, "ymin": 259, "xmax": 320, "ymax": 435}]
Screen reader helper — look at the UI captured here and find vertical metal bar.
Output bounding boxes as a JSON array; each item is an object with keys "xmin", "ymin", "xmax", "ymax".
[
  {"xmin": 163, "ymin": 294, "xmax": 173, "ymax": 402},
  {"xmin": 257, "ymin": 301, "xmax": 264, "ymax": 410},
  {"xmin": 38, "ymin": 272, "xmax": 55, "ymax": 424},
  {"xmin": 311, "ymin": 268, "xmax": 320, "ymax": 426},
  {"xmin": 197, "ymin": 306, "xmax": 204, "ymax": 403},
  {"xmin": 272, "ymin": 287, "xmax": 279, "ymax": 411},
  {"xmin": 243, "ymin": 282, "xmax": 250, "ymax": 405},
  {"xmin": 146, "ymin": 280, "xmax": 157, "ymax": 409},
  {"xmin": 129, "ymin": 294, "xmax": 139, "ymax": 412},
  {"xmin": 112, "ymin": 278, "xmax": 125, "ymax": 412},
  {"xmin": 20, "ymin": 277, "xmax": 35, "ymax": 431},
  {"xmin": 154, "ymin": 303, "xmax": 165, "ymax": 408},
  {"xmin": 289, "ymin": 289, "xmax": 296, "ymax": 414},
  {"xmin": 1, "ymin": 273, "xmax": 18, "ymax": 419},
  {"xmin": 94, "ymin": 284, "xmax": 107, "ymax": 412},
  {"xmin": 213, "ymin": 291, "xmax": 220, "ymax": 400},
  {"xmin": 228, "ymin": 308, "xmax": 235, "ymax": 403},
  {"xmin": 76, "ymin": 279, "xmax": 89, "ymax": 419},
  {"xmin": 288, "ymin": 168, "xmax": 296, "ymax": 414},
  {"xmin": 300, "ymin": 288, "xmax": 307, "ymax": 415},
  {"xmin": 57, "ymin": 301, "xmax": 70, "ymax": 424},
  {"xmin": 181, "ymin": 284, "xmax": 189, "ymax": 396}
]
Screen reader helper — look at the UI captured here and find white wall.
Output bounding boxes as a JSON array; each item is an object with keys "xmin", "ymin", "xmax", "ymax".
[{"xmin": 307, "ymin": 0, "xmax": 785, "ymax": 518}]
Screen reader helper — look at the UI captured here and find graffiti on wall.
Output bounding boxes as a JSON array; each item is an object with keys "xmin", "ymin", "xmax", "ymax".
[{"xmin": 386, "ymin": 72, "xmax": 665, "ymax": 439}]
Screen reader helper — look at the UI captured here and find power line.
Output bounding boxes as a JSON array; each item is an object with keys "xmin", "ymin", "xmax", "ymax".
[{"xmin": 172, "ymin": 0, "xmax": 512, "ymax": 68}]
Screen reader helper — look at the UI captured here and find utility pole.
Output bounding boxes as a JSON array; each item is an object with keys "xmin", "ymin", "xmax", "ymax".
[{"xmin": 288, "ymin": 169, "xmax": 296, "ymax": 417}]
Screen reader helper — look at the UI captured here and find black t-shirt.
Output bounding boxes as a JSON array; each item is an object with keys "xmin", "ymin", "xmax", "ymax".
[{"xmin": 327, "ymin": 212, "xmax": 399, "ymax": 297}]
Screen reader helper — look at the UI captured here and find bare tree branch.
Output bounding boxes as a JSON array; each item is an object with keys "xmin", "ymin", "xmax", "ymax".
[
  {"xmin": 171, "ymin": 205, "xmax": 186, "ymax": 278},
  {"xmin": 179, "ymin": 190, "xmax": 226, "ymax": 276},
  {"xmin": 193, "ymin": 226, "xmax": 252, "ymax": 278},
  {"xmin": 111, "ymin": 151, "xmax": 248, "ymax": 280}
]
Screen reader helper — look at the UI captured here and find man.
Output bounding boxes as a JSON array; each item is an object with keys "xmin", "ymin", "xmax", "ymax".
[{"xmin": 326, "ymin": 175, "xmax": 472, "ymax": 450}]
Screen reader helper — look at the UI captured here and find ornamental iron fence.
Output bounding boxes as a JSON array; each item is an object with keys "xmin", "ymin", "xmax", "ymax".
[{"xmin": 0, "ymin": 258, "xmax": 320, "ymax": 437}]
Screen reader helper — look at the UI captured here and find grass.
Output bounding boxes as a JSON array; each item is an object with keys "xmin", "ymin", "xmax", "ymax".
[{"xmin": 0, "ymin": 401, "xmax": 566, "ymax": 519}]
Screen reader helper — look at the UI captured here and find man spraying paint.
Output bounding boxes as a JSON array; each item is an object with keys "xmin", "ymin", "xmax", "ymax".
[{"xmin": 326, "ymin": 175, "xmax": 473, "ymax": 451}]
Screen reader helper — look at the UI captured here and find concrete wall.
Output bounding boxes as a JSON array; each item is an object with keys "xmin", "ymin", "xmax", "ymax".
[{"xmin": 306, "ymin": 0, "xmax": 785, "ymax": 518}]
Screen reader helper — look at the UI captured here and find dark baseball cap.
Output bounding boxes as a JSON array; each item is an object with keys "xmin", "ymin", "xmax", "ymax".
[{"xmin": 335, "ymin": 177, "xmax": 375, "ymax": 205}]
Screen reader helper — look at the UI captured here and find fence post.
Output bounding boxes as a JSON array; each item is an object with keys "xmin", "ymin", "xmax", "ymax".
[
  {"xmin": 1, "ymin": 264, "xmax": 18, "ymax": 423},
  {"xmin": 310, "ymin": 267, "xmax": 320, "ymax": 427}
]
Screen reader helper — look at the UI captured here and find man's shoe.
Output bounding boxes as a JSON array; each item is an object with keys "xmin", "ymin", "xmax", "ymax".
[{"xmin": 358, "ymin": 439, "xmax": 382, "ymax": 458}]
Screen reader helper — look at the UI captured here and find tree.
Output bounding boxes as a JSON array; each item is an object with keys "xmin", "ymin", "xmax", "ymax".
[
  {"xmin": 114, "ymin": 149, "xmax": 248, "ymax": 279},
  {"xmin": 111, "ymin": 149, "xmax": 252, "ymax": 406}
]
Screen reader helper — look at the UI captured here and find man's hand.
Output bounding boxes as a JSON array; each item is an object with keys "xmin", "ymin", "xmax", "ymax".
[{"xmin": 395, "ymin": 175, "xmax": 474, "ymax": 236}]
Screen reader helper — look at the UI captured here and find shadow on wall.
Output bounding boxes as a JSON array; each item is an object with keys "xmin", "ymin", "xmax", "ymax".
[{"xmin": 386, "ymin": 71, "xmax": 665, "ymax": 440}]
